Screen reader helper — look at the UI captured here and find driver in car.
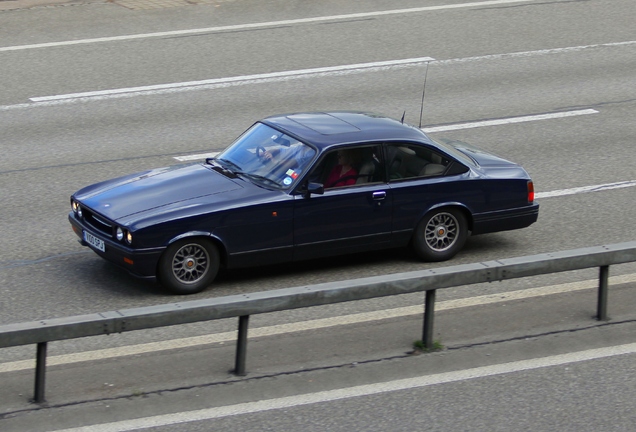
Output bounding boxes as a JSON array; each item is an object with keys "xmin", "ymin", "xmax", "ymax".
[{"xmin": 260, "ymin": 143, "xmax": 315, "ymax": 172}]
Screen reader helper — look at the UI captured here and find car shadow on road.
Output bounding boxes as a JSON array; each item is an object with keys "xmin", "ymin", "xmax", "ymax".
[
  {"xmin": 219, "ymin": 247, "xmax": 415, "ymax": 282},
  {"xmin": 217, "ymin": 235, "xmax": 521, "ymax": 287},
  {"xmin": 67, "ymin": 234, "xmax": 523, "ymax": 301}
]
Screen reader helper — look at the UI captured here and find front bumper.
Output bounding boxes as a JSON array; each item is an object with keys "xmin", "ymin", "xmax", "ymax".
[{"xmin": 69, "ymin": 213, "xmax": 165, "ymax": 278}]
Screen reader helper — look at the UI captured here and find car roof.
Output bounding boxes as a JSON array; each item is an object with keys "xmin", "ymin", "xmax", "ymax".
[{"xmin": 260, "ymin": 111, "xmax": 430, "ymax": 150}]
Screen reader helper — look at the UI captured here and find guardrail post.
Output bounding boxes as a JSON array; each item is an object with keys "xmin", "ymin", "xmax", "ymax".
[
  {"xmin": 34, "ymin": 342, "xmax": 47, "ymax": 403},
  {"xmin": 234, "ymin": 315, "xmax": 250, "ymax": 376},
  {"xmin": 423, "ymin": 289, "xmax": 436, "ymax": 349},
  {"xmin": 597, "ymin": 265, "xmax": 609, "ymax": 321}
]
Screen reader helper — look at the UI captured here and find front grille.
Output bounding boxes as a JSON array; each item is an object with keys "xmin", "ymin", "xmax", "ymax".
[{"xmin": 84, "ymin": 208, "xmax": 114, "ymax": 238}]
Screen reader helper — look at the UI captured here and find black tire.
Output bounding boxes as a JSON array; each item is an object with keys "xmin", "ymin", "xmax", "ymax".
[
  {"xmin": 157, "ymin": 238, "xmax": 220, "ymax": 295},
  {"xmin": 413, "ymin": 208, "xmax": 468, "ymax": 262}
]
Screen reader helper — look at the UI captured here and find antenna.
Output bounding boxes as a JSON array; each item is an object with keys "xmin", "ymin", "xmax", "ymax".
[
  {"xmin": 400, "ymin": 110, "xmax": 406, "ymax": 124},
  {"xmin": 418, "ymin": 61, "xmax": 430, "ymax": 129}
]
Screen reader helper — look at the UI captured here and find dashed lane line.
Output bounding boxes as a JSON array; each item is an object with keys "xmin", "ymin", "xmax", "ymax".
[
  {"xmin": 536, "ymin": 180, "xmax": 636, "ymax": 199},
  {"xmin": 172, "ymin": 109, "xmax": 599, "ymax": 161},
  {"xmin": 24, "ymin": 39, "xmax": 636, "ymax": 103},
  {"xmin": 29, "ymin": 57, "xmax": 435, "ymax": 102},
  {"xmin": 0, "ymin": 41, "xmax": 631, "ymax": 111},
  {"xmin": 422, "ymin": 109, "xmax": 598, "ymax": 133},
  {"xmin": 172, "ymin": 110, "xmax": 636, "ymax": 199}
]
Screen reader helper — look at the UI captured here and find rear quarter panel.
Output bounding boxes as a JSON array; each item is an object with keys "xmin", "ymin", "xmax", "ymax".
[{"xmin": 390, "ymin": 170, "xmax": 533, "ymax": 237}]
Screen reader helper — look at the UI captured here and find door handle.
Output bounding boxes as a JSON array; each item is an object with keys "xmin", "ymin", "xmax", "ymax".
[{"xmin": 372, "ymin": 191, "xmax": 387, "ymax": 200}]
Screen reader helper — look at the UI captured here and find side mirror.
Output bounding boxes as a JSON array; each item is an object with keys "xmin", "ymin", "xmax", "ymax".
[{"xmin": 304, "ymin": 182, "xmax": 324, "ymax": 198}]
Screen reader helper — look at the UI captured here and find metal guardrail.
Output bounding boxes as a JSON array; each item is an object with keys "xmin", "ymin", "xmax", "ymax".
[{"xmin": 2, "ymin": 241, "xmax": 636, "ymax": 403}]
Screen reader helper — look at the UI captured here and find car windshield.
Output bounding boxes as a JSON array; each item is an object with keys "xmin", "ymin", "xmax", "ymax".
[{"xmin": 212, "ymin": 123, "xmax": 317, "ymax": 189}]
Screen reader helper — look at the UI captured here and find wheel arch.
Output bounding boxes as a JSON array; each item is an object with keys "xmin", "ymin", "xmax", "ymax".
[
  {"xmin": 418, "ymin": 202, "xmax": 474, "ymax": 233},
  {"xmin": 411, "ymin": 203, "xmax": 472, "ymax": 262},
  {"xmin": 164, "ymin": 231, "xmax": 229, "ymax": 268}
]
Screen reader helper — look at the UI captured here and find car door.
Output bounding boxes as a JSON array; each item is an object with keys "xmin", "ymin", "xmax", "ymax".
[{"xmin": 292, "ymin": 144, "xmax": 392, "ymax": 261}]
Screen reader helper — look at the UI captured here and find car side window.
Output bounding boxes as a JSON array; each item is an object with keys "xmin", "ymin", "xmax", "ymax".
[
  {"xmin": 309, "ymin": 145, "xmax": 385, "ymax": 189},
  {"xmin": 386, "ymin": 143, "xmax": 454, "ymax": 181}
]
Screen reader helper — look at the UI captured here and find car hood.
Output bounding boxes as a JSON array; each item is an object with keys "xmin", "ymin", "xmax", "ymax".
[{"xmin": 75, "ymin": 163, "xmax": 244, "ymax": 220}]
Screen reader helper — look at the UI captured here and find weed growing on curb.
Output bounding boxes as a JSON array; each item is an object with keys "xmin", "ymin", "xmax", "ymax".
[{"xmin": 412, "ymin": 339, "xmax": 444, "ymax": 353}]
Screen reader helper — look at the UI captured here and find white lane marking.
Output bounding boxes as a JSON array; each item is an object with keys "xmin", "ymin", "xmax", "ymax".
[
  {"xmin": 29, "ymin": 57, "xmax": 435, "ymax": 102},
  {"xmin": 27, "ymin": 39, "xmax": 636, "ymax": 103},
  {"xmin": 433, "ymin": 40, "xmax": 636, "ymax": 65},
  {"xmin": 52, "ymin": 342, "xmax": 636, "ymax": 431},
  {"xmin": 172, "ymin": 109, "xmax": 598, "ymax": 161},
  {"xmin": 2, "ymin": 273, "xmax": 634, "ymax": 374},
  {"xmin": 0, "ymin": 0, "xmax": 540, "ymax": 53},
  {"xmin": 422, "ymin": 109, "xmax": 599, "ymax": 133},
  {"xmin": 174, "ymin": 112, "xmax": 636, "ymax": 199},
  {"xmin": 0, "ymin": 40, "xmax": 629, "ymax": 111},
  {"xmin": 536, "ymin": 180, "xmax": 636, "ymax": 199}
]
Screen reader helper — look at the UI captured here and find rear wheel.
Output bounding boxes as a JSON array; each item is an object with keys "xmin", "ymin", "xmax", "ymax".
[
  {"xmin": 158, "ymin": 238, "xmax": 220, "ymax": 295},
  {"xmin": 413, "ymin": 208, "xmax": 468, "ymax": 261}
]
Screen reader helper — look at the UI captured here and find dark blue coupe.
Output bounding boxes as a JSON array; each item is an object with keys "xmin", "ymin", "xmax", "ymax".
[{"xmin": 69, "ymin": 112, "xmax": 538, "ymax": 294}]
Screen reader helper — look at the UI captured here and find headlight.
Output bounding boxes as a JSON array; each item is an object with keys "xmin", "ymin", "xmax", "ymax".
[
  {"xmin": 77, "ymin": 205, "xmax": 83, "ymax": 218},
  {"xmin": 125, "ymin": 231, "xmax": 133, "ymax": 244},
  {"xmin": 116, "ymin": 227, "xmax": 124, "ymax": 241},
  {"xmin": 71, "ymin": 200, "xmax": 78, "ymax": 213}
]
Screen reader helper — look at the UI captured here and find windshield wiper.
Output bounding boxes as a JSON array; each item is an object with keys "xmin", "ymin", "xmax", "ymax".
[
  {"xmin": 209, "ymin": 158, "xmax": 280, "ymax": 187},
  {"xmin": 234, "ymin": 171, "xmax": 280, "ymax": 187},
  {"xmin": 214, "ymin": 158, "xmax": 242, "ymax": 173}
]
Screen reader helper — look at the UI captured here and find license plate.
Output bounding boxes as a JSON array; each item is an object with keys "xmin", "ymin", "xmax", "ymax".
[{"xmin": 84, "ymin": 231, "xmax": 105, "ymax": 252}]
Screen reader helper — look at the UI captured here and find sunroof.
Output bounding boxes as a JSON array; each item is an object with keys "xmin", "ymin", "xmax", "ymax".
[{"xmin": 286, "ymin": 113, "xmax": 360, "ymax": 135}]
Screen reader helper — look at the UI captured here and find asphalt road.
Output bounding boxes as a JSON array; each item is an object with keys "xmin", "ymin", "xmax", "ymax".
[{"xmin": 1, "ymin": 0, "xmax": 635, "ymax": 430}]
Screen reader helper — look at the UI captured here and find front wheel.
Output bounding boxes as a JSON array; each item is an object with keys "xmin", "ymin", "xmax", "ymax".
[
  {"xmin": 157, "ymin": 238, "xmax": 220, "ymax": 294},
  {"xmin": 413, "ymin": 208, "xmax": 468, "ymax": 261}
]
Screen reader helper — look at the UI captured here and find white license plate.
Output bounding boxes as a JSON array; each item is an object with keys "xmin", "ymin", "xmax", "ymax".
[{"xmin": 84, "ymin": 231, "xmax": 105, "ymax": 252}]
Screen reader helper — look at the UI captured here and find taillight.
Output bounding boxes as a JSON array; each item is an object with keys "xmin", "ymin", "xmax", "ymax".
[{"xmin": 527, "ymin": 181, "xmax": 535, "ymax": 203}]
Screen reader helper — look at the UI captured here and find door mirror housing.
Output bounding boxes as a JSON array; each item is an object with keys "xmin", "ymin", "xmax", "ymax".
[{"xmin": 303, "ymin": 182, "xmax": 324, "ymax": 198}]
